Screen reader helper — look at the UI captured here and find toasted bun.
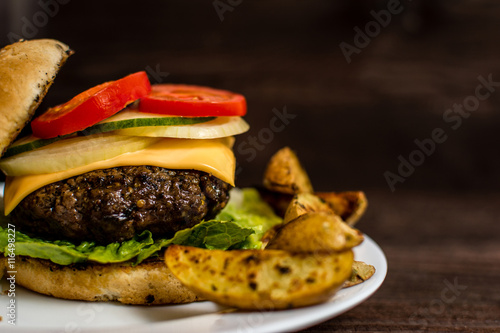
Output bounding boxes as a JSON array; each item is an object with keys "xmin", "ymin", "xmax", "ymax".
[
  {"xmin": 11, "ymin": 256, "xmax": 203, "ymax": 305},
  {"xmin": 0, "ymin": 39, "xmax": 72, "ymax": 157}
]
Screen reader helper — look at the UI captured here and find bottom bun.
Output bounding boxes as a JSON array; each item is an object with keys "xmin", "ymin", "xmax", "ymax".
[{"xmin": 10, "ymin": 256, "xmax": 204, "ymax": 305}]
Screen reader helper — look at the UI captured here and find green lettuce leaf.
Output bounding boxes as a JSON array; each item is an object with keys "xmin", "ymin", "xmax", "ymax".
[
  {"xmin": 216, "ymin": 187, "xmax": 283, "ymax": 249},
  {"xmin": 134, "ymin": 219, "xmax": 256, "ymax": 264},
  {"xmin": 0, "ymin": 187, "xmax": 281, "ymax": 265}
]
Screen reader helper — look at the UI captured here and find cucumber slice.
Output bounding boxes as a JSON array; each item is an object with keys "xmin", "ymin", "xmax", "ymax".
[
  {"xmin": 3, "ymin": 134, "xmax": 74, "ymax": 158},
  {"xmin": 0, "ymin": 133, "xmax": 160, "ymax": 177},
  {"xmin": 82, "ymin": 110, "xmax": 215, "ymax": 135},
  {"xmin": 2, "ymin": 110, "xmax": 215, "ymax": 158},
  {"xmin": 115, "ymin": 116, "xmax": 250, "ymax": 139}
]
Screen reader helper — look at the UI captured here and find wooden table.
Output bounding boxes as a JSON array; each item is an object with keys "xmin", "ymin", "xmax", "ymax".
[
  {"xmin": 300, "ymin": 189, "xmax": 500, "ymax": 332},
  {"xmin": 1, "ymin": 1, "xmax": 500, "ymax": 331}
]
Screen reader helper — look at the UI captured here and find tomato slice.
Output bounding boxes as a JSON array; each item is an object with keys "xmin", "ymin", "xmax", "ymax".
[
  {"xmin": 31, "ymin": 71, "xmax": 151, "ymax": 139},
  {"xmin": 138, "ymin": 84, "xmax": 247, "ymax": 117}
]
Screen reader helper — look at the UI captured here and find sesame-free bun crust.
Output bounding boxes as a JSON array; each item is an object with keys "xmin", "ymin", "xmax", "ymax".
[
  {"xmin": 12, "ymin": 256, "xmax": 204, "ymax": 305},
  {"xmin": 0, "ymin": 39, "xmax": 72, "ymax": 157}
]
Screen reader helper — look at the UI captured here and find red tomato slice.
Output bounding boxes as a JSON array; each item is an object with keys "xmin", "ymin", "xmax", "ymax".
[
  {"xmin": 138, "ymin": 84, "xmax": 247, "ymax": 117},
  {"xmin": 31, "ymin": 71, "xmax": 151, "ymax": 139}
]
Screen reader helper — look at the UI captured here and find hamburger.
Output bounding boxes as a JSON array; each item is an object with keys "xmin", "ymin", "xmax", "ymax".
[{"xmin": 0, "ymin": 39, "xmax": 277, "ymax": 305}]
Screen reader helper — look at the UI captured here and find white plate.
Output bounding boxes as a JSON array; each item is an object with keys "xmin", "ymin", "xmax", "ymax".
[{"xmin": 0, "ymin": 183, "xmax": 387, "ymax": 333}]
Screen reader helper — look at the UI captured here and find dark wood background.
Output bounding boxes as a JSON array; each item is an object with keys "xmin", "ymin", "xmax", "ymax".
[{"xmin": 1, "ymin": 0, "xmax": 499, "ymax": 331}]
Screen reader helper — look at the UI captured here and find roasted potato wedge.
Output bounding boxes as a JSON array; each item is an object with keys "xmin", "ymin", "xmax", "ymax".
[
  {"xmin": 260, "ymin": 224, "xmax": 281, "ymax": 249},
  {"xmin": 257, "ymin": 187, "xmax": 294, "ymax": 217},
  {"xmin": 258, "ymin": 188, "xmax": 367, "ymax": 226},
  {"xmin": 316, "ymin": 191, "xmax": 368, "ymax": 226},
  {"xmin": 344, "ymin": 261, "xmax": 376, "ymax": 288},
  {"xmin": 283, "ymin": 192, "xmax": 333, "ymax": 224},
  {"xmin": 263, "ymin": 147, "xmax": 313, "ymax": 195},
  {"xmin": 165, "ymin": 245, "xmax": 354, "ymax": 310},
  {"xmin": 261, "ymin": 146, "xmax": 367, "ymax": 225},
  {"xmin": 267, "ymin": 212, "xmax": 364, "ymax": 252}
]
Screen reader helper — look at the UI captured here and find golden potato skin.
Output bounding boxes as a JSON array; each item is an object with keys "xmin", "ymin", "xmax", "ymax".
[
  {"xmin": 283, "ymin": 192, "xmax": 334, "ymax": 224},
  {"xmin": 267, "ymin": 212, "xmax": 364, "ymax": 253},
  {"xmin": 316, "ymin": 191, "xmax": 368, "ymax": 226},
  {"xmin": 263, "ymin": 147, "xmax": 313, "ymax": 195},
  {"xmin": 258, "ymin": 188, "xmax": 368, "ymax": 226},
  {"xmin": 165, "ymin": 245, "xmax": 354, "ymax": 310},
  {"xmin": 344, "ymin": 261, "xmax": 376, "ymax": 288}
]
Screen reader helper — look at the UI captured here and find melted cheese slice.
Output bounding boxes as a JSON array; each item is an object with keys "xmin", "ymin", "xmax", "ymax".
[{"xmin": 4, "ymin": 138, "xmax": 235, "ymax": 215}]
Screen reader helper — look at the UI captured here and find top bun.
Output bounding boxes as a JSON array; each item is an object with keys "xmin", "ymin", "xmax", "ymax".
[{"xmin": 0, "ymin": 39, "xmax": 72, "ymax": 157}]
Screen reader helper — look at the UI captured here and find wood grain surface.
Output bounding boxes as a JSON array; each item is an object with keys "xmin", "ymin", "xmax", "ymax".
[
  {"xmin": 1, "ymin": 0, "xmax": 500, "ymax": 331},
  {"xmin": 299, "ymin": 189, "xmax": 500, "ymax": 332}
]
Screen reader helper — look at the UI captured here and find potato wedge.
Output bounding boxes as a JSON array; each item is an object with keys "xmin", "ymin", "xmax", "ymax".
[
  {"xmin": 266, "ymin": 212, "xmax": 364, "ymax": 252},
  {"xmin": 165, "ymin": 245, "xmax": 353, "ymax": 310},
  {"xmin": 344, "ymin": 261, "xmax": 376, "ymax": 288},
  {"xmin": 283, "ymin": 192, "xmax": 333, "ymax": 225},
  {"xmin": 258, "ymin": 188, "xmax": 367, "ymax": 226},
  {"xmin": 263, "ymin": 147, "xmax": 313, "ymax": 195},
  {"xmin": 260, "ymin": 224, "xmax": 281, "ymax": 249},
  {"xmin": 316, "ymin": 191, "xmax": 368, "ymax": 226},
  {"xmin": 257, "ymin": 187, "xmax": 294, "ymax": 217}
]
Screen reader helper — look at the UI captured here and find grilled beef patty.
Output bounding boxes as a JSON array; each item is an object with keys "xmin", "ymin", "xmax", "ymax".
[{"xmin": 11, "ymin": 166, "xmax": 231, "ymax": 244}]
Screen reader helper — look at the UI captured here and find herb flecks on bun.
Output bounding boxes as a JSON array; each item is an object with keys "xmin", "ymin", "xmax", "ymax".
[{"xmin": 0, "ymin": 39, "xmax": 275, "ymax": 305}]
